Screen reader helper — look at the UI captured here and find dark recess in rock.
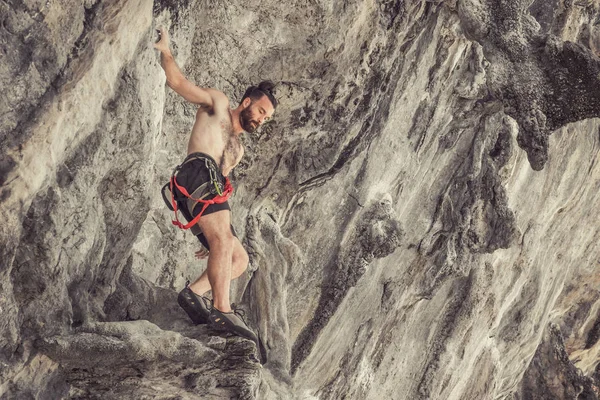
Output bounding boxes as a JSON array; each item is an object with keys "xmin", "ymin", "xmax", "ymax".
[
  {"xmin": 528, "ymin": 0, "xmax": 559, "ymax": 33},
  {"xmin": 153, "ymin": 0, "xmax": 191, "ymax": 22},
  {"xmin": 460, "ymin": 0, "xmax": 600, "ymax": 171},
  {"xmin": 515, "ymin": 324, "xmax": 598, "ymax": 400},
  {"xmin": 585, "ymin": 317, "xmax": 600, "ymax": 350},
  {"xmin": 0, "ymin": 154, "xmax": 16, "ymax": 188},
  {"xmin": 418, "ymin": 112, "xmax": 517, "ymax": 297}
]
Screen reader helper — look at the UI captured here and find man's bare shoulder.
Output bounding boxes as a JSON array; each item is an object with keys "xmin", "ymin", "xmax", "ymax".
[
  {"xmin": 205, "ymin": 89, "xmax": 230, "ymax": 109},
  {"xmin": 195, "ymin": 89, "xmax": 231, "ymax": 118}
]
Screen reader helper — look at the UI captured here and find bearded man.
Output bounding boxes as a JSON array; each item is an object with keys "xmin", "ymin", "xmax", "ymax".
[{"xmin": 154, "ymin": 27, "xmax": 277, "ymax": 342}]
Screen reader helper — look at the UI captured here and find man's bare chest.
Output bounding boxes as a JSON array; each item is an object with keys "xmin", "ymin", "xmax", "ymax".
[
  {"xmin": 212, "ymin": 115, "xmax": 240, "ymax": 172},
  {"xmin": 222, "ymin": 132, "xmax": 242, "ymax": 164}
]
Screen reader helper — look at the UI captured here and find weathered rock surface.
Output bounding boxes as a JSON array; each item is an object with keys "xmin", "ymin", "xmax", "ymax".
[
  {"xmin": 1, "ymin": 0, "xmax": 600, "ymax": 399},
  {"xmin": 514, "ymin": 324, "xmax": 597, "ymax": 400}
]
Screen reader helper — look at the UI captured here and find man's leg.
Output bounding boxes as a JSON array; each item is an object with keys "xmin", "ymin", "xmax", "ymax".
[
  {"xmin": 189, "ymin": 237, "xmax": 249, "ymax": 297},
  {"xmin": 194, "ymin": 214, "xmax": 257, "ymax": 342},
  {"xmin": 195, "ymin": 210, "xmax": 236, "ymax": 312},
  {"xmin": 179, "ymin": 213, "xmax": 256, "ymax": 340},
  {"xmin": 231, "ymin": 238, "xmax": 250, "ymax": 279}
]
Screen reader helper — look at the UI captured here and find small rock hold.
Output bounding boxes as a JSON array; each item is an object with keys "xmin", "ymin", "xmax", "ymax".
[{"xmin": 207, "ymin": 336, "xmax": 227, "ymax": 350}]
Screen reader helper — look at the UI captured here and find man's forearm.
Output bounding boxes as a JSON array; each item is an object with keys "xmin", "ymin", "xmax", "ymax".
[
  {"xmin": 154, "ymin": 30, "xmax": 214, "ymax": 106},
  {"xmin": 160, "ymin": 50, "xmax": 186, "ymax": 89}
]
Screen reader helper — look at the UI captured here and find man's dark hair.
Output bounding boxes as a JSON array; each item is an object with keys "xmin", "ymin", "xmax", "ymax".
[{"xmin": 240, "ymin": 80, "xmax": 278, "ymax": 109}]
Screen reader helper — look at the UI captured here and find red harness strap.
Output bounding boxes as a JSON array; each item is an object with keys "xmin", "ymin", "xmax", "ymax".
[{"xmin": 169, "ymin": 175, "xmax": 233, "ymax": 230}]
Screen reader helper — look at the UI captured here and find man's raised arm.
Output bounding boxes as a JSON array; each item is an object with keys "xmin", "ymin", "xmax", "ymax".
[{"xmin": 153, "ymin": 27, "xmax": 227, "ymax": 108}]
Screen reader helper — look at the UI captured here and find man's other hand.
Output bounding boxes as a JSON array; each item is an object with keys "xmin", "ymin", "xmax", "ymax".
[{"xmin": 195, "ymin": 247, "xmax": 209, "ymax": 260}]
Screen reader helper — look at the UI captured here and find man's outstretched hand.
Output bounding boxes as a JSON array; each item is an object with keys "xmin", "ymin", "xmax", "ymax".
[
  {"xmin": 195, "ymin": 247, "xmax": 209, "ymax": 260},
  {"xmin": 153, "ymin": 27, "xmax": 170, "ymax": 53}
]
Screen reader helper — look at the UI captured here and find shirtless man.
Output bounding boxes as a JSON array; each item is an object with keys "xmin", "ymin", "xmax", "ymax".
[{"xmin": 154, "ymin": 27, "xmax": 276, "ymax": 342}]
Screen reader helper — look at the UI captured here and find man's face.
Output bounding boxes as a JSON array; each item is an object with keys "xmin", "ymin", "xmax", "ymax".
[{"xmin": 240, "ymin": 95, "xmax": 275, "ymax": 133}]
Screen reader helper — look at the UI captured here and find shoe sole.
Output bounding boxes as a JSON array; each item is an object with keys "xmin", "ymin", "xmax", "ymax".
[
  {"xmin": 177, "ymin": 290, "xmax": 210, "ymax": 325},
  {"xmin": 208, "ymin": 313, "xmax": 258, "ymax": 343}
]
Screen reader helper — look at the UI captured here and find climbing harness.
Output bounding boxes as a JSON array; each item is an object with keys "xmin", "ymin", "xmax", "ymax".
[{"xmin": 162, "ymin": 154, "xmax": 233, "ymax": 230}]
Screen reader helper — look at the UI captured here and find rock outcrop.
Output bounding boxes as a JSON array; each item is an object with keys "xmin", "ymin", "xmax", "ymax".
[{"xmin": 1, "ymin": 0, "xmax": 600, "ymax": 399}]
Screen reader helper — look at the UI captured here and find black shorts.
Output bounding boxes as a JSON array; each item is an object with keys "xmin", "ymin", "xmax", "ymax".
[{"xmin": 172, "ymin": 152, "xmax": 237, "ymax": 249}]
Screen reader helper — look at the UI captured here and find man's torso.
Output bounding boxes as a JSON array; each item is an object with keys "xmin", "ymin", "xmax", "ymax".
[{"xmin": 187, "ymin": 105, "xmax": 242, "ymax": 176}]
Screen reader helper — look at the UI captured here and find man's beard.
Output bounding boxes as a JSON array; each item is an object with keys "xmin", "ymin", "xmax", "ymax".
[{"xmin": 240, "ymin": 107, "xmax": 257, "ymax": 133}]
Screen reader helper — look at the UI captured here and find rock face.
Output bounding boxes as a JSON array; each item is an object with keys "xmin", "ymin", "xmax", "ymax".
[
  {"xmin": 1, "ymin": 0, "xmax": 600, "ymax": 399},
  {"xmin": 514, "ymin": 324, "xmax": 597, "ymax": 400}
]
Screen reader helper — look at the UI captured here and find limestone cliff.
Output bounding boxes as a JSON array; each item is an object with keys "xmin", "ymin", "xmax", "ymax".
[{"xmin": 1, "ymin": 0, "xmax": 600, "ymax": 399}]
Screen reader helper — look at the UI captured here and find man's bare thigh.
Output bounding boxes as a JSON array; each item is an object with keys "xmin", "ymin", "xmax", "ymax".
[{"xmin": 197, "ymin": 210, "xmax": 233, "ymax": 242}]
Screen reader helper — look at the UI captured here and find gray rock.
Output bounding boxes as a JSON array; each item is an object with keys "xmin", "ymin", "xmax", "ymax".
[
  {"xmin": 207, "ymin": 336, "xmax": 227, "ymax": 351},
  {"xmin": 514, "ymin": 324, "xmax": 598, "ymax": 400},
  {"xmin": 1, "ymin": 0, "xmax": 600, "ymax": 399}
]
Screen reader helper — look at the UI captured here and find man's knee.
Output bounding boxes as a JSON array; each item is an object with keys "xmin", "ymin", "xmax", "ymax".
[{"xmin": 206, "ymin": 230, "xmax": 235, "ymax": 249}]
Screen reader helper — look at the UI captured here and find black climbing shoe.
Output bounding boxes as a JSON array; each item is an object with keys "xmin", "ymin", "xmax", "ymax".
[
  {"xmin": 208, "ymin": 307, "xmax": 258, "ymax": 343},
  {"xmin": 177, "ymin": 286, "xmax": 212, "ymax": 325}
]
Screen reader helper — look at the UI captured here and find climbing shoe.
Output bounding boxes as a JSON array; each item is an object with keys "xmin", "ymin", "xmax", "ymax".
[
  {"xmin": 177, "ymin": 285, "xmax": 212, "ymax": 325},
  {"xmin": 208, "ymin": 307, "xmax": 258, "ymax": 343}
]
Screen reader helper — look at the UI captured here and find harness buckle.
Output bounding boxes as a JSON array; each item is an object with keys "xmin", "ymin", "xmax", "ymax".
[{"xmin": 206, "ymin": 158, "xmax": 223, "ymax": 196}]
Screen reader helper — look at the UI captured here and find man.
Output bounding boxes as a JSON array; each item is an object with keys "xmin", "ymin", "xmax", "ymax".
[{"xmin": 154, "ymin": 27, "xmax": 277, "ymax": 343}]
